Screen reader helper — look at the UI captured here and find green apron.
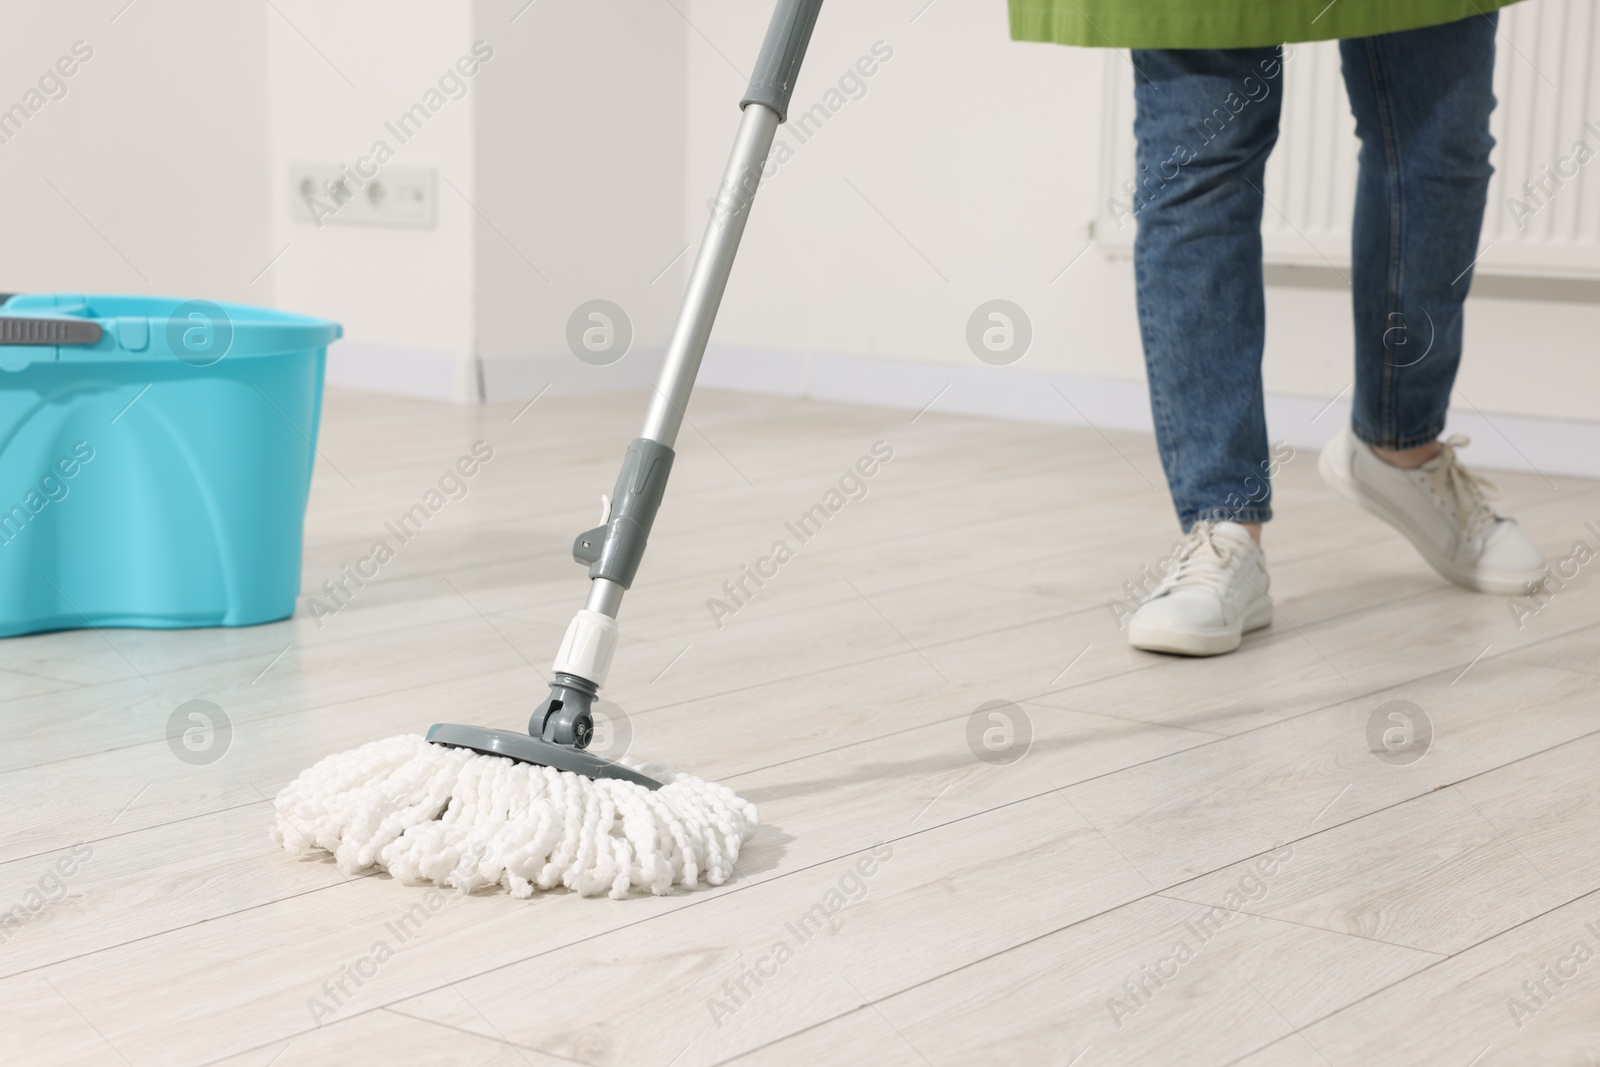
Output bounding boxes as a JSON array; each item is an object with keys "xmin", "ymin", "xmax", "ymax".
[{"xmin": 1008, "ymin": 0, "xmax": 1525, "ymax": 49}]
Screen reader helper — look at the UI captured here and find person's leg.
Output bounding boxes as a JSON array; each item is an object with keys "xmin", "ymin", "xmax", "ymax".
[
  {"xmin": 1124, "ymin": 48, "xmax": 1284, "ymax": 655},
  {"xmin": 1339, "ymin": 15, "xmax": 1497, "ymax": 454},
  {"xmin": 1130, "ymin": 46, "xmax": 1286, "ymax": 535},
  {"xmin": 1322, "ymin": 13, "xmax": 1544, "ymax": 594}
]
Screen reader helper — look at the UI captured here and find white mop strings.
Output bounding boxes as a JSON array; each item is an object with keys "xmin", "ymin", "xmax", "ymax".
[{"xmin": 272, "ymin": 734, "xmax": 758, "ymax": 900}]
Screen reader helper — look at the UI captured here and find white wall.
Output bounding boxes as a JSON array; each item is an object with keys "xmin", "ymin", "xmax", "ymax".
[
  {"xmin": 267, "ymin": 0, "xmax": 480, "ymax": 401},
  {"xmin": 472, "ymin": 0, "xmax": 689, "ymax": 400},
  {"xmin": 2, "ymin": 1, "xmax": 1594, "ymax": 466},
  {"xmin": 686, "ymin": 0, "xmax": 1141, "ymax": 380},
  {"xmin": 260, "ymin": 0, "xmax": 690, "ymax": 403},
  {"xmin": 0, "ymin": 0, "xmax": 272, "ymax": 301}
]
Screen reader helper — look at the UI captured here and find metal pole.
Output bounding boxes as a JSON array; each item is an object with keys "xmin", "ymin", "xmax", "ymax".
[
  {"xmin": 638, "ymin": 103, "xmax": 781, "ymax": 448},
  {"xmin": 583, "ymin": 576, "xmax": 625, "ymax": 616},
  {"xmin": 517, "ymin": 1, "xmax": 823, "ymax": 757}
]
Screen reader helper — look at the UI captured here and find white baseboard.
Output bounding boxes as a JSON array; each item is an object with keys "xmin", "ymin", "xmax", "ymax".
[
  {"xmin": 335, "ymin": 338, "xmax": 1600, "ymax": 480},
  {"xmin": 331, "ymin": 344, "xmax": 670, "ymax": 405},
  {"xmin": 479, "ymin": 346, "xmax": 667, "ymax": 402},
  {"xmin": 1408, "ymin": 407, "xmax": 1600, "ymax": 481},
  {"xmin": 326, "ymin": 341, "xmax": 462, "ymax": 401},
  {"xmin": 698, "ymin": 345, "xmax": 1600, "ymax": 481}
]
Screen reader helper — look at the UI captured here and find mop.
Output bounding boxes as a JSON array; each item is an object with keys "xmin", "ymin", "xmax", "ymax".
[{"xmin": 272, "ymin": 0, "xmax": 825, "ymax": 899}]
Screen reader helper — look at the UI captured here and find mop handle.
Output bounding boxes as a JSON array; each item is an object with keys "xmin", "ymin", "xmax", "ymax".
[
  {"xmin": 536, "ymin": 0, "xmax": 825, "ymax": 745},
  {"xmin": 637, "ymin": 0, "xmax": 823, "ymax": 452},
  {"xmin": 570, "ymin": 0, "xmax": 821, "ymax": 620}
]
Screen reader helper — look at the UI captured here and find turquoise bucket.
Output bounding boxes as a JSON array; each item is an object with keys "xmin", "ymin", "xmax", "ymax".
[{"xmin": 0, "ymin": 293, "xmax": 341, "ymax": 637}]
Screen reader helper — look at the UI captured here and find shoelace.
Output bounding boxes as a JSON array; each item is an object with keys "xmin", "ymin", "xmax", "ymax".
[
  {"xmin": 1423, "ymin": 435, "xmax": 1502, "ymax": 541},
  {"xmin": 1153, "ymin": 521, "xmax": 1240, "ymax": 598}
]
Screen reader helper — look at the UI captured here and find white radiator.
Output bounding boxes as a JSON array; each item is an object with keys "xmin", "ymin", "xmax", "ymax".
[{"xmin": 1094, "ymin": 2, "xmax": 1600, "ymax": 279}]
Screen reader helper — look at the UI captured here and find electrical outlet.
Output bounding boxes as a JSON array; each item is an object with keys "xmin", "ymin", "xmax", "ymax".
[{"xmin": 288, "ymin": 162, "xmax": 436, "ymax": 228}]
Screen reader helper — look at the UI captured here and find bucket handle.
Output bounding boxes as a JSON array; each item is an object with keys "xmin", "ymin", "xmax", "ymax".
[
  {"xmin": 0, "ymin": 317, "xmax": 103, "ymax": 345},
  {"xmin": 0, "ymin": 295, "xmax": 103, "ymax": 345}
]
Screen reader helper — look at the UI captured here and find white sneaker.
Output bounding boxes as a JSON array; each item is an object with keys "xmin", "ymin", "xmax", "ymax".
[
  {"xmin": 1318, "ymin": 426, "xmax": 1546, "ymax": 595},
  {"xmin": 1126, "ymin": 521, "xmax": 1274, "ymax": 656}
]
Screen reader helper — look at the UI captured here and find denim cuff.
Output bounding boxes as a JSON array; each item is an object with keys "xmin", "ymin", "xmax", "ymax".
[
  {"xmin": 1350, "ymin": 422, "xmax": 1445, "ymax": 453},
  {"xmin": 1182, "ymin": 506, "xmax": 1271, "ymax": 531}
]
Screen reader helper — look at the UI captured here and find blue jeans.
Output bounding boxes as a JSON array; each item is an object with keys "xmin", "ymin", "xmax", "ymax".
[{"xmin": 1130, "ymin": 15, "xmax": 1498, "ymax": 530}]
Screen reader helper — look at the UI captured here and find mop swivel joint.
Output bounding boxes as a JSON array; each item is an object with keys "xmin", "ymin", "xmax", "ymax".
[
  {"xmin": 531, "ymin": 673, "xmax": 598, "ymax": 749},
  {"xmin": 429, "ymin": 675, "xmax": 661, "ymax": 787}
]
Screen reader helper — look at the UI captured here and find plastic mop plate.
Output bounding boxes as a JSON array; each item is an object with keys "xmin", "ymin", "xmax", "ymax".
[{"xmin": 426, "ymin": 723, "xmax": 661, "ymax": 790}]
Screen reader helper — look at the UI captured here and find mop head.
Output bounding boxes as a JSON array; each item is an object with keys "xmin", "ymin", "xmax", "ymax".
[{"xmin": 271, "ymin": 734, "xmax": 758, "ymax": 899}]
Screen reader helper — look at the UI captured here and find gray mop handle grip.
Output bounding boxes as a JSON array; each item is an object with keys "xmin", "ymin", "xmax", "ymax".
[{"xmin": 740, "ymin": 0, "xmax": 823, "ymax": 124}]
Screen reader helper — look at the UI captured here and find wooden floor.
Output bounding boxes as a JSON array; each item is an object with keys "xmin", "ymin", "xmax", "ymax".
[{"xmin": 4, "ymin": 386, "xmax": 1600, "ymax": 1067}]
